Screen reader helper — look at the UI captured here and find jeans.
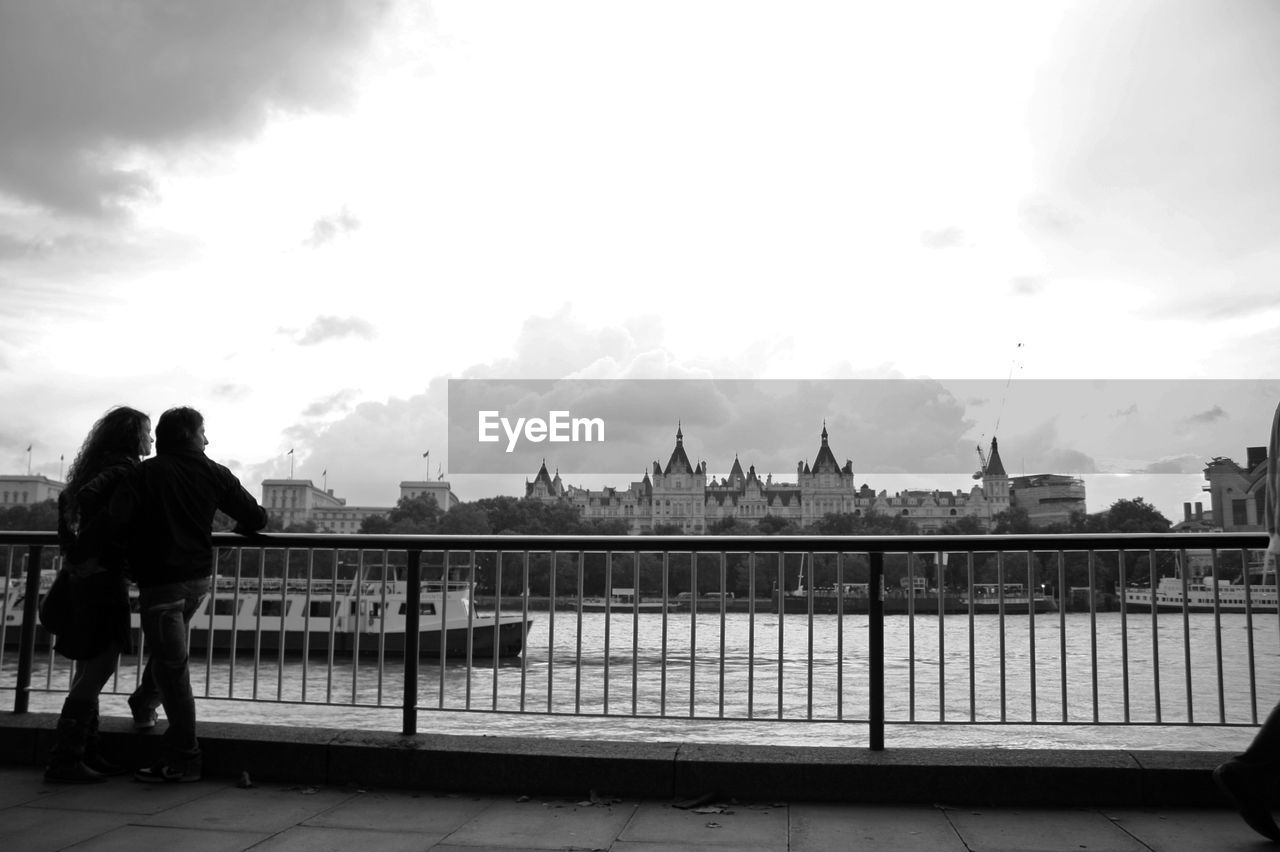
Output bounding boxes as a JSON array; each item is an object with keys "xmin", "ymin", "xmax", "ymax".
[
  {"xmin": 67, "ymin": 645, "xmax": 120, "ymax": 707},
  {"xmin": 131, "ymin": 578, "xmax": 209, "ymax": 768}
]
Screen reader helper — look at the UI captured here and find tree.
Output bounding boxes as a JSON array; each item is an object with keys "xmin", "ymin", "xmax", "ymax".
[
  {"xmin": 0, "ymin": 498, "xmax": 59, "ymax": 531},
  {"xmin": 359, "ymin": 513, "xmax": 393, "ymax": 534},
  {"xmin": 436, "ymin": 503, "xmax": 491, "ymax": 535},
  {"xmin": 757, "ymin": 514, "xmax": 799, "ymax": 535},
  {"xmin": 990, "ymin": 506, "xmax": 1033, "ymax": 534},
  {"xmin": 1102, "ymin": 498, "xmax": 1171, "ymax": 533},
  {"xmin": 938, "ymin": 515, "xmax": 986, "ymax": 535}
]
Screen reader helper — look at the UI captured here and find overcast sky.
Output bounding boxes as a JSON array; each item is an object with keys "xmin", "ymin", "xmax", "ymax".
[{"xmin": 2, "ymin": 0, "xmax": 1278, "ymax": 523}]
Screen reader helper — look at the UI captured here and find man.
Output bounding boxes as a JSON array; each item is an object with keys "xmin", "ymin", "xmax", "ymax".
[{"xmin": 110, "ymin": 407, "xmax": 268, "ymax": 783}]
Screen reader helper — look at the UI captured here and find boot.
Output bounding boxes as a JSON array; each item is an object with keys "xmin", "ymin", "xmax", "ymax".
[
  {"xmin": 44, "ymin": 698, "xmax": 106, "ymax": 784},
  {"xmin": 82, "ymin": 705, "xmax": 129, "ymax": 776}
]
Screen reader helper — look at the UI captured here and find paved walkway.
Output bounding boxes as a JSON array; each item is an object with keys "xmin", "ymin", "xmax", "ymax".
[{"xmin": 0, "ymin": 764, "xmax": 1271, "ymax": 851}]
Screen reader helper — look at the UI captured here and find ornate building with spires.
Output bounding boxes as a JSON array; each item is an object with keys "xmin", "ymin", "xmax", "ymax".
[{"xmin": 525, "ymin": 426, "xmax": 1015, "ymax": 534}]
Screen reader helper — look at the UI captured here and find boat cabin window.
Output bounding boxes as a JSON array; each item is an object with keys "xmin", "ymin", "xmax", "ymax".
[
  {"xmin": 212, "ymin": 598, "xmax": 240, "ymax": 616},
  {"xmin": 308, "ymin": 601, "xmax": 333, "ymax": 618},
  {"xmin": 398, "ymin": 602, "xmax": 437, "ymax": 616},
  {"xmin": 256, "ymin": 599, "xmax": 292, "ymax": 617}
]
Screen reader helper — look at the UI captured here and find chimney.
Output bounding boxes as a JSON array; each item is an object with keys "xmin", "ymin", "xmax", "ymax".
[
  {"xmin": 1195, "ymin": 502, "xmax": 1203, "ymax": 521},
  {"xmin": 1183, "ymin": 502, "xmax": 1192, "ymax": 522},
  {"xmin": 1247, "ymin": 446, "xmax": 1267, "ymax": 470}
]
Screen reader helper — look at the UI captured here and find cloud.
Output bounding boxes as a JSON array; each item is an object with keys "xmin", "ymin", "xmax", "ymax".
[
  {"xmin": 1010, "ymin": 276, "xmax": 1044, "ymax": 295},
  {"xmin": 256, "ymin": 311, "xmax": 991, "ymax": 505},
  {"xmin": 304, "ymin": 206, "xmax": 361, "ymax": 247},
  {"xmin": 920, "ymin": 227, "xmax": 966, "ymax": 249},
  {"xmin": 1112, "ymin": 404, "xmax": 1138, "ymax": 418},
  {"xmin": 302, "ymin": 388, "xmax": 361, "ymax": 418},
  {"xmin": 1018, "ymin": 196, "xmax": 1082, "ymax": 236},
  {"xmin": 1027, "ymin": 0, "xmax": 1280, "ymax": 265},
  {"xmin": 212, "ymin": 383, "xmax": 250, "ymax": 401},
  {"xmin": 1181, "ymin": 405, "xmax": 1228, "ymax": 429},
  {"xmin": 0, "ymin": 1, "xmax": 393, "ymax": 218},
  {"xmin": 291, "ymin": 315, "xmax": 376, "ymax": 346},
  {"xmin": 1139, "ymin": 455, "xmax": 1204, "ymax": 475}
]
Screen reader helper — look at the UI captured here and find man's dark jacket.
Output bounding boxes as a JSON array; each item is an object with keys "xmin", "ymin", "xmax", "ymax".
[{"xmin": 110, "ymin": 447, "xmax": 268, "ymax": 589}]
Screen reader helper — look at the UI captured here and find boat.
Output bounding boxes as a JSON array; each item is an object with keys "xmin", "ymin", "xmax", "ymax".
[
  {"xmin": 1123, "ymin": 550, "xmax": 1277, "ymax": 614},
  {"xmin": 2, "ymin": 571, "xmax": 534, "ymax": 659},
  {"xmin": 960, "ymin": 582, "xmax": 1057, "ymax": 614},
  {"xmin": 578, "ymin": 588, "xmax": 665, "ymax": 613}
]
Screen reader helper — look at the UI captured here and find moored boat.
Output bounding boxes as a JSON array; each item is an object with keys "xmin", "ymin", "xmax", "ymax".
[
  {"xmin": 1122, "ymin": 550, "xmax": 1276, "ymax": 614},
  {"xmin": 960, "ymin": 582, "xmax": 1057, "ymax": 614},
  {"xmin": 2, "ymin": 572, "xmax": 533, "ymax": 659},
  {"xmin": 579, "ymin": 589, "xmax": 665, "ymax": 613}
]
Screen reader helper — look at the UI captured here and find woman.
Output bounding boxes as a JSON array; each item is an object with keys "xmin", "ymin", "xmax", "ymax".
[{"xmin": 45, "ymin": 406, "xmax": 151, "ymax": 783}]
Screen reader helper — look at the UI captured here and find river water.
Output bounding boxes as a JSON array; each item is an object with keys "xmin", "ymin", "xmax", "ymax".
[{"xmin": 6, "ymin": 610, "xmax": 1276, "ymax": 752}]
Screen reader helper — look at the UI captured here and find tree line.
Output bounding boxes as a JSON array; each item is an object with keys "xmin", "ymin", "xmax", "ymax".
[{"xmin": 6, "ymin": 493, "xmax": 1218, "ymax": 600}]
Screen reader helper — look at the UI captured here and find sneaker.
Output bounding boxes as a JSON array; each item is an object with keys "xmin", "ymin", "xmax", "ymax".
[
  {"xmin": 127, "ymin": 695, "xmax": 157, "ymax": 731},
  {"xmin": 134, "ymin": 764, "xmax": 201, "ymax": 784},
  {"xmin": 1214, "ymin": 759, "xmax": 1280, "ymax": 842}
]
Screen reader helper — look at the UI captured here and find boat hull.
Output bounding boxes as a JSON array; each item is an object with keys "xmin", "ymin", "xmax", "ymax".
[
  {"xmin": 1123, "ymin": 595, "xmax": 1278, "ymax": 614},
  {"xmin": 775, "ymin": 594, "xmax": 1056, "ymax": 615},
  {"xmin": 3, "ymin": 617, "xmax": 533, "ymax": 659}
]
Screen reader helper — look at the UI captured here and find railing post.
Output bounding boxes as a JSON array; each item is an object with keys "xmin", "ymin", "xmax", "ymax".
[
  {"xmin": 14, "ymin": 545, "xmax": 43, "ymax": 714},
  {"xmin": 869, "ymin": 550, "xmax": 884, "ymax": 751},
  {"xmin": 402, "ymin": 548, "xmax": 421, "ymax": 736}
]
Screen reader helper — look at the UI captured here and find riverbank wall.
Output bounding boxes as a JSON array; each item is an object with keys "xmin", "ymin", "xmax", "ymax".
[{"xmin": 0, "ymin": 713, "xmax": 1233, "ymax": 807}]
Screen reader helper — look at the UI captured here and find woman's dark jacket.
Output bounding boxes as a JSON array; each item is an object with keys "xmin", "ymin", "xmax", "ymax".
[{"xmin": 54, "ymin": 455, "xmax": 136, "ymax": 657}]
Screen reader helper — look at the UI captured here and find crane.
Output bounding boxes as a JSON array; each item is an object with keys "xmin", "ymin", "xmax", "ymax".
[{"xmin": 973, "ymin": 443, "xmax": 988, "ymax": 480}]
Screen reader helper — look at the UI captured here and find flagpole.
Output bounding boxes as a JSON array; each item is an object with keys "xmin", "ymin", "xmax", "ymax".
[
  {"xmin": 288, "ymin": 449, "xmax": 294, "ymax": 479},
  {"xmin": 27, "ymin": 444, "xmax": 32, "ymax": 476}
]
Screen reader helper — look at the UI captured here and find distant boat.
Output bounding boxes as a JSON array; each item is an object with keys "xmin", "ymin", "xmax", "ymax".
[
  {"xmin": 960, "ymin": 582, "xmax": 1057, "ymax": 614},
  {"xmin": 1123, "ymin": 550, "xmax": 1277, "ymax": 614},
  {"xmin": 1123, "ymin": 576, "xmax": 1278, "ymax": 614},
  {"xmin": 579, "ymin": 588, "xmax": 665, "ymax": 613},
  {"xmin": 2, "ymin": 572, "xmax": 533, "ymax": 659}
]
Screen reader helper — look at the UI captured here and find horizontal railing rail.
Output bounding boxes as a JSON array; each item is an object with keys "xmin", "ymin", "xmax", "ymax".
[{"xmin": 2, "ymin": 530, "xmax": 1272, "ymax": 751}]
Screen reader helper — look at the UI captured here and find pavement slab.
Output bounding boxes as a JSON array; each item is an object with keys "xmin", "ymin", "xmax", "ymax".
[
  {"xmin": 1105, "ymin": 808, "xmax": 1280, "ymax": 852},
  {"xmin": 56, "ymin": 823, "xmax": 271, "ymax": 852},
  {"xmin": 135, "ymin": 782, "xmax": 357, "ymax": 833},
  {"xmin": 440, "ymin": 796, "xmax": 638, "ymax": 850},
  {"xmin": 22, "ymin": 774, "xmax": 222, "ymax": 815},
  {"xmin": 0, "ymin": 803, "xmax": 134, "ymax": 852},
  {"xmin": 0, "ymin": 770, "xmax": 59, "ymax": 809},
  {"xmin": 250, "ymin": 825, "xmax": 432, "ymax": 852},
  {"xmin": 944, "ymin": 807, "xmax": 1151, "ymax": 852},
  {"xmin": 616, "ymin": 799, "xmax": 787, "ymax": 849},
  {"xmin": 790, "ymin": 803, "xmax": 968, "ymax": 851},
  {"xmin": 303, "ymin": 788, "xmax": 493, "ymax": 833}
]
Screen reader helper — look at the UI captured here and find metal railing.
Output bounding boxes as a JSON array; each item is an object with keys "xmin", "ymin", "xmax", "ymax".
[{"xmin": 2, "ymin": 530, "xmax": 1273, "ymax": 750}]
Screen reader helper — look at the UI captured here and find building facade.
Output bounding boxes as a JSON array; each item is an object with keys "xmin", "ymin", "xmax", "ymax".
[
  {"xmin": 527, "ymin": 427, "xmax": 1016, "ymax": 534},
  {"xmin": 1008, "ymin": 474, "xmax": 1087, "ymax": 528},
  {"xmin": 0, "ymin": 475, "xmax": 64, "ymax": 507},
  {"xmin": 1202, "ymin": 446, "xmax": 1268, "ymax": 532},
  {"xmin": 262, "ymin": 479, "xmax": 458, "ymax": 531}
]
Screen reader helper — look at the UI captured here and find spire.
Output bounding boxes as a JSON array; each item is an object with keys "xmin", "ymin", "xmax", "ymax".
[
  {"xmin": 985, "ymin": 437, "xmax": 1007, "ymax": 477},
  {"xmin": 663, "ymin": 424, "xmax": 695, "ymax": 475},
  {"xmin": 729, "ymin": 455, "xmax": 745, "ymax": 481},
  {"xmin": 811, "ymin": 423, "xmax": 840, "ymax": 474}
]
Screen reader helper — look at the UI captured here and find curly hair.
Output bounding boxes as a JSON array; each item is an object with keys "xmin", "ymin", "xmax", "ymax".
[{"xmin": 61, "ymin": 406, "xmax": 150, "ymax": 531}]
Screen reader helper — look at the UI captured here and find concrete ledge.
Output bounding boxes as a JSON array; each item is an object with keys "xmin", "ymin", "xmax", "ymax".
[{"xmin": 0, "ymin": 713, "xmax": 1236, "ymax": 806}]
